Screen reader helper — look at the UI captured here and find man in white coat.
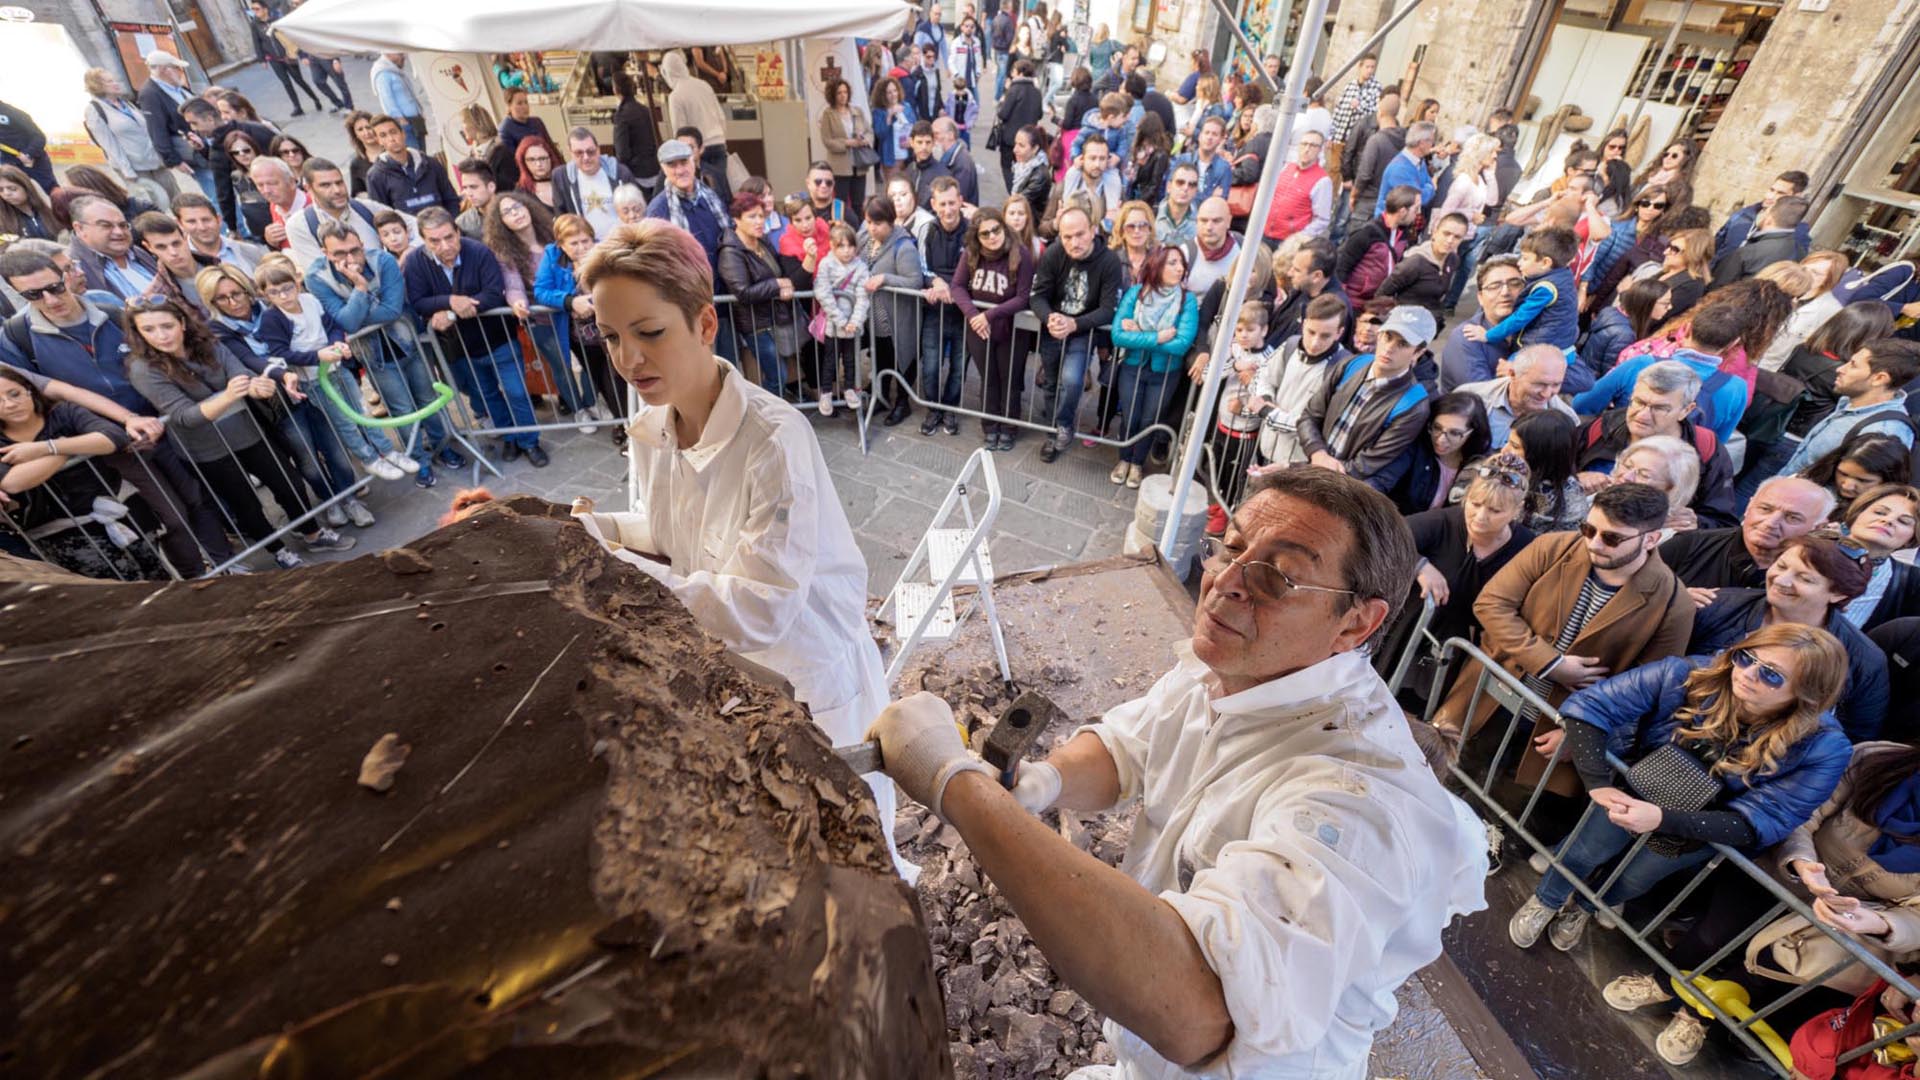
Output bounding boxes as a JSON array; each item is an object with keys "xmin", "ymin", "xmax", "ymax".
[
  {"xmin": 567, "ymin": 218, "xmax": 912, "ymax": 880},
  {"xmin": 867, "ymin": 467, "xmax": 1488, "ymax": 1077}
]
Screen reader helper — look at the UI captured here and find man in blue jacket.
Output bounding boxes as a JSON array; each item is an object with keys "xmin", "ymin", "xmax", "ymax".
[
  {"xmin": 367, "ymin": 115, "xmax": 459, "ymax": 217},
  {"xmin": 0, "ymin": 247, "xmax": 235, "ymax": 572},
  {"xmin": 402, "ymin": 209, "xmax": 546, "ymax": 466},
  {"xmin": 1374, "ymin": 121, "xmax": 1436, "ymax": 217},
  {"xmin": 308, "ymin": 220, "xmax": 468, "ymax": 486}
]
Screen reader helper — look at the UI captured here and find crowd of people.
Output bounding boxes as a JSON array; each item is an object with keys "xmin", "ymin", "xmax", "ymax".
[{"xmin": 3, "ymin": 7, "xmax": 1920, "ymax": 1072}]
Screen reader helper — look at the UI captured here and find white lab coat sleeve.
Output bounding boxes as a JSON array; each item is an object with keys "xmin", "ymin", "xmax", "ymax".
[
  {"xmin": 577, "ymin": 509, "xmax": 657, "ymax": 555},
  {"xmin": 1158, "ymin": 781, "xmax": 1421, "ymax": 1059},
  {"xmin": 638, "ymin": 433, "xmax": 819, "ymax": 654},
  {"xmin": 1073, "ymin": 663, "xmax": 1192, "ymax": 802}
]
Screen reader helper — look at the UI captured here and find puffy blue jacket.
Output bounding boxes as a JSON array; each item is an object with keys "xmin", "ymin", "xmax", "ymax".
[
  {"xmin": 1579, "ymin": 303, "xmax": 1638, "ymax": 379},
  {"xmin": 1559, "ymin": 655, "xmax": 1852, "ymax": 849},
  {"xmin": 1484, "ymin": 265, "xmax": 1578, "ymax": 351},
  {"xmin": 1584, "ymin": 216, "xmax": 1637, "ymax": 289},
  {"xmin": 530, "ymin": 243, "xmax": 577, "ymax": 347},
  {"xmin": 1686, "ymin": 588, "xmax": 1888, "ymax": 742},
  {"xmin": 1110, "ymin": 285, "xmax": 1200, "ymax": 374}
]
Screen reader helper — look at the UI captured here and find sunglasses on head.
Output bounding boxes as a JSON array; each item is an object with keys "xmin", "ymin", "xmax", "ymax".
[
  {"xmin": 1731, "ymin": 648, "xmax": 1788, "ymax": 690},
  {"xmin": 1578, "ymin": 521, "xmax": 1649, "ymax": 547},
  {"xmin": 1467, "ymin": 463, "xmax": 1525, "ymax": 488},
  {"xmin": 18, "ymin": 279, "xmax": 68, "ymax": 301},
  {"xmin": 127, "ymin": 294, "xmax": 174, "ymax": 311}
]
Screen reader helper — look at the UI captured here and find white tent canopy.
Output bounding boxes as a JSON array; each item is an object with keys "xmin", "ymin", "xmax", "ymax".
[{"xmin": 273, "ymin": 0, "xmax": 914, "ymax": 54}]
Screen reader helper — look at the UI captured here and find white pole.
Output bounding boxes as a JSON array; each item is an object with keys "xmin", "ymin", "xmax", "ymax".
[{"xmin": 1158, "ymin": 0, "xmax": 1434, "ymax": 559}]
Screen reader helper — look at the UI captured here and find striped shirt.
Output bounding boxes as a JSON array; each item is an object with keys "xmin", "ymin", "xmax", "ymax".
[{"xmin": 1521, "ymin": 572, "xmax": 1620, "ymax": 718}]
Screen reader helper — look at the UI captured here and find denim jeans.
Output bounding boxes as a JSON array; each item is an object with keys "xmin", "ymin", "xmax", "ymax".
[
  {"xmin": 307, "ymin": 363, "xmax": 390, "ymax": 466},
  {"xmin": 1037, "ymin": 332, "xmax": 1095, "ymax": 437},
  {"xmin": 919, "ymin": 303, "xmax": 966, "ymax": 410},
  {"xmin": 530, "ymin": 318, "xmax": 593, "ymax": 413},
  {"xmin": 1113, "ymin": 362, "xmax": 1175, "ymax": 465},
  {"xmin": 993, "ymin": 49, "xmax": 1010, "ymax": 96},
  {"xmin": 1535, "ymin": 805, "xmax": 1719, "ymax": 912},
  {"xmin": 274, "ymin": 396, "xmax": 357, "ymax": 500},
  {"xmin": 448, "ymin": 340, "xmax": 541, "ymax": 449},
  {"xmin": 736, "ymin": 328, "xmax": 788, "ymax": 395},
  {"xmin": 364, "ymin": 333, "xmax": 451, "ymax": 466}
]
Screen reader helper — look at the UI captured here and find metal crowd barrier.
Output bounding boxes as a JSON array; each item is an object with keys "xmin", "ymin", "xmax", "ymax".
[
  {"xmin": 857, "ymin": 284, "xmax": 1188, "ymax": 464},
  {"xmin": 1423, "ymin": 635, "xmax": 1920, "ymax": 1075}
]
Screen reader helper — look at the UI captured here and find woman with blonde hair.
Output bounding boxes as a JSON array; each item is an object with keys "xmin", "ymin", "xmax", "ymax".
[
  {"xmin": 81, "ymin": 67, "xmax": 179, "ymax": 208},
  {"xmin": 457, "ymin": 102, "xmax": 519, "ymax": 190},
  {"xmin": 1755, "ymin": 250, "xmax": 1853, "ymax": 372},
  {"xmin": 1001, "ymin": 192, "xmax": 1043, "ymax": 258},
  {"xmin": 1641, "ymin": 226, "xmax": 1713, "ymax": 318},
  {"xmin": 1108, "ymin": 199, "xmax": 1158, "ymax": 288},
  {"xmin": 1509, "ymin": 620, "xmax": 1852, "ymax": 965}
]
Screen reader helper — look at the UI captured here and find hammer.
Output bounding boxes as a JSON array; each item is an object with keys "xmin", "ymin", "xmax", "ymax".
[{"xmin": 835, "ymin": 690, "xmax": 1061, "ymax": 788}]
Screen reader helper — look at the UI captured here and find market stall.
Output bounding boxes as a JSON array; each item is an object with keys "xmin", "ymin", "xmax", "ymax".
[{"xmin": 274, "ymin": 0, "xmax": 911, "ymax": 199}]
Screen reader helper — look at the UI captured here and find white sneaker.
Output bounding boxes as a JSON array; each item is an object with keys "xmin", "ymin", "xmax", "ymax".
[
  {"xmin": 323, "ymin": 504, "xmax": 349, "ymax": 528},
  {"xmin": 1508, "ymin": 895, "xmax": 1558, "ymax": 949},
  {"xmin": 1529, "ymin": 850, "xmax": 1552, "ymax": 875},
  {"xmin": 274, "ymin": 549, "xmax": 306, "ymax": 569},
  {"xmin": 844, "ymin": 388, "xmax": 862, "ymax": 412},
  {"xmin": 343, "ymin": 499, "xmax": 376, "ymax": 528},
  {"xmin": 1547, "ymin": 906, "xmax": 1591, "ymax": 952},
  {"xmin": 576, "ymin": 406, "xmax": 596, "ymax": 433},
  {"xmin": 1656, "ymin": 1010, "xmax": 1706, "ymax": 1065},
  {"xmin": 365, "ymin": 456, "xmax": 405, "ymax": 481},
  {"xmin": 818, "ymin": 392, "xmax": 834, "ymax": 417},
  {"xmin": 381, "ymin": 450, "xmax": 420, "ymax": 475},
  {"xmin": 1604, "ymin": 973, "xmax": 1674, "ymax": 1012}
]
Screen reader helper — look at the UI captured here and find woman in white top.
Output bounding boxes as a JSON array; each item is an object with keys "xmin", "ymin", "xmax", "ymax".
[
  {"xmin": 82, "ymin": 67, "xmax": 181, "ymax": 209},
  {"xmin": 1437, "ymin": 133, "xmax": 1500, "ymax": 240},
  {"xmin": 571, "ymin": 219, "xmax": 914, "ymax": 880}
]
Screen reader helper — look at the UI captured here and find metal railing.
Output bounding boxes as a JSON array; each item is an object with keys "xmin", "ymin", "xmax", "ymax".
[{"xmin": 1424, "ymin": 635, "xmax": 1920, "ymax": 1074}]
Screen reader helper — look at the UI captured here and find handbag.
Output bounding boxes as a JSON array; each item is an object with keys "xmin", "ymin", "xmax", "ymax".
[
  {"xmin": 985, "ymin": 120, "xmax": 1005, "ymax": 152},
  {"xmin": 851, "ymin": 144, "xmax": 880, "ymax": 169},
  {"xmin": 1623, "ymin": 741, "xmax": 1722, "ymax": 856},
  {"xmin": 1743, "ymin": 913, "xmax": 1880, "ymax": 996}
]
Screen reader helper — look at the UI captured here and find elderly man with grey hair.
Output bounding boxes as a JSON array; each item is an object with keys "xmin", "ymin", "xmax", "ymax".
[
  {"xmin": 1374, "ymin": 119, "xmax": 1437, "ymax": 217},
  {"xmin": 930, "ymin": 116, "xmax": 981, "ymax": 206},
  {"xmin": 1454, "ymin": 343, "xmax": 1578, "ymax": 447},
  {"xmin": 863, "ymin": 467, "xmax": 1487, "ymax": 1079},
  {"xmin": 247, "ymin": 154, "xmax": 310, "ymax": 251},
  {"xmin": 1659, "ymin": 474, "xmax": 1834, "ymax": 597},
  {"xmin": 1574, "ymin": 358, "xmax": 1739, "ymax": 528}
]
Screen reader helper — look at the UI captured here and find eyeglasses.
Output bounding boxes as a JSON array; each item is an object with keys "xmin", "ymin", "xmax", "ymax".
[
  {"xmin": 1578, "ymin": 521, "xmax": 1652, "ymax": 547},
  {"xmin": 1123, "ymin": 220, "xmax": 1150, "ymax": 230},
  {"xmin": 1429, "ymin": 422, "xmax": 1472, "ymax": 440},
  {"xmin": 1627, "ymin": 395, "xmax": 1680, "ymax": 416},
  {"xmin": 524, "ymin": 155, "xmax": 551, "ymax": 165},
  {"xmin": 1483, "ymin": 277, "xmax": 1527, "ymax": 293},
  {"xmin": 18, "ymin": 279, "xmax": 68, "ymax": 301},
  {"xmin": 1731, "ymin": 648, "xmax": 1788, "ymax": 690},
  {"xmin": 1635, "ymin": 199, "xmax": 1668, "ymax": 210},
  {"xmin": 1198, "ymin": 537, "xmax": 1356, "ymax": 604}
]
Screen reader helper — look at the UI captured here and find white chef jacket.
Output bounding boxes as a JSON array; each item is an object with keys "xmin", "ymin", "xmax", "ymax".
[
  {"xmin": 575, "ymin": 361, "xmax": 908, "ymax": 871},
  {"xmin": 1072, "ymin": 644, "xmax": 1488, "ymax": 1080}
]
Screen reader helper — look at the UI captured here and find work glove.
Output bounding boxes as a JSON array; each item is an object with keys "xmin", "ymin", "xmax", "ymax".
[
  {"xmin": 1009, "ymin": 761, "xmax": 1062, "ymax": 813},
  {"xmin": 865, "ymin": 691, "xmax": 993, "ymax": 820}
]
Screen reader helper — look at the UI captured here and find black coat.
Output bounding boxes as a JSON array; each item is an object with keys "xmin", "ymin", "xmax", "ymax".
[
  {"xmin": 1011, "ymin": 162, "xmax": 1052, "ymax": 215},
  {"xmin": 367, "ymin": 151, "xmax": 461, "ymax": 217},
  {"xmin": 136, "ymin": 79, "xmax": 196, "ymax": 169},
  {"xmin": 1859, "ymin": 559, "xmax": 1920, "ymax": 633},
  {"xmin": 1375, "ymin": 248, "xmax": 1457, "ymax": 322},
  {"xmin": 1403, "ymin": 504, "xmax": 1537, "ymax": 646},
  {"xmin": 1710, "ymin": 228, "xmax": 1802, "ymax": 289},
  {"xmin": 996, "ymin": 79, "xmax": 1044, "ymax": 140},
  {"xmin": 481, "ymin": 139, "xmax": 519, "ymax": 193},
  {"xmin": 715, "ymin": 230, "xmax": 793, "ymax": 334},
  {"xmin": 0, "ymin": 98, "xmax": 53, "ymax": 191},
  {"xmin": 1867, "ymin": 617, "xmax": 1920, "ymax": 743},
  {"xmin": 612, "ymin": 97, "xmax": 662, "ymax": 183},
  {"xmin": 1658, "ymin": 526, "xmax": 1761, "ymax": 589}
]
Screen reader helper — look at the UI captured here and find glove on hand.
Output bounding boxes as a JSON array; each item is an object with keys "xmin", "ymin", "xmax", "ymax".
[{"xmin": 865, "ymin": 691, "xmax": 993, "ymax": 819}]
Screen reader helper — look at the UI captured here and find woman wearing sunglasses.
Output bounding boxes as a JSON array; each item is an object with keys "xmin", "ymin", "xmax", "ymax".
[
  {"xmin": 1509, "ymin": 621, "xmax": 1852, "ymax": 1065},
  {"xmin": 1837, "ymin": 483, "xmax": 1920, "ymax": 631},
  {"xmin": 1689, "ymin": 533, "xmax": 1889, "ymax": 741},
  {"xmin": 1588, "ymin": 180, "xmax": 1690, "ymax": 313}
]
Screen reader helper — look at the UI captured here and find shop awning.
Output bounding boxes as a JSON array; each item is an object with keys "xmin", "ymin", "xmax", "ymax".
[{"xmin": 273, "ymin": 0, "xmax": 914, "ymax": 54}]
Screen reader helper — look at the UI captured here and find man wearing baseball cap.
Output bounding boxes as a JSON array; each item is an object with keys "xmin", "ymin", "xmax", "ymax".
[
  {"xmin": 135, "ymin": 51, "xmax": 213, "ymax": 202},
  {"xmin": 644, "ymin": 139, "xmax": 731, "ymax": 271},
  {"xmin": 1294, "ymin": 304, "xmax": 1436, "ymax": 490}
]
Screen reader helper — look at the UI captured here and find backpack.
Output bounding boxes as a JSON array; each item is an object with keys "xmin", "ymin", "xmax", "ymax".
[
  {"xmin": 3, "ymin": 301, "xmax": 125, "ymax": 364},
  {"xmin": 303, "ymin": 201, "xmax": 378, "ymax": 243},
  {"xmin": 990, "ymin": 12, "xmax": 1015, "ymax": 51},
  {"xmin": 1336, "ymin": 352, "xmax": 1429, "ymax": 425}
]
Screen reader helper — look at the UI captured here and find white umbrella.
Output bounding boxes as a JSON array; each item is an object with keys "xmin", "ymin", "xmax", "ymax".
[{"xmin": 274, "ymin": 0, "xmax": 915, "ymax": 54}]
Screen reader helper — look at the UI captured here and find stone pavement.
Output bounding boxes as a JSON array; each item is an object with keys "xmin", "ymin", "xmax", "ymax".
[{"xmin": 312, "ymin": 407, "xmax": 1138, "ymax": 599}]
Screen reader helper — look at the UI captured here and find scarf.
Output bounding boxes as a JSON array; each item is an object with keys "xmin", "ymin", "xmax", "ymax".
[
  {"xmin": 214, "ymin": 308, "xmax": 270, "ymax": 357},
  {"xmin": 1133, "ymin": 285, "xmax": 1183, "ymax": 335},
  {"xmin": 663, "ymin": 181, "xmax": 728, "ymax": 233},
  {"xmin": 1871, "ymin": 771, "xmax": 1920, "ymax": 873},
  {"xmin": 1011, "ymin": 155, "xmax": 1046, "ymax": 195}
]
